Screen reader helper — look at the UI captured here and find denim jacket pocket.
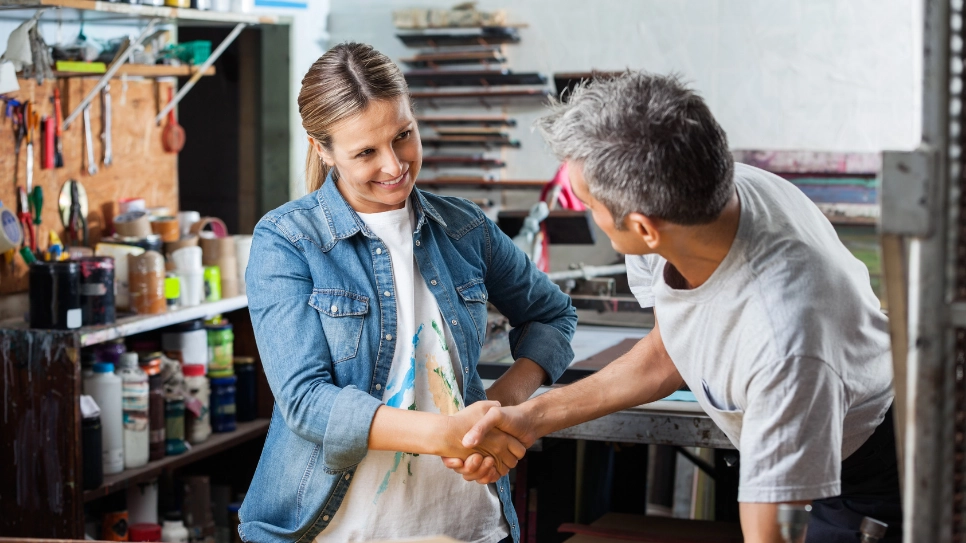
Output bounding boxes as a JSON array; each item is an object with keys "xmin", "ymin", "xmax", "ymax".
[
  {"xmin": 457, "ymin": 279, "xmax": 488, "ymax": 346},
  {"xmin": 309, "ymin": 289, "xmax": 369, "ymax": 363}
]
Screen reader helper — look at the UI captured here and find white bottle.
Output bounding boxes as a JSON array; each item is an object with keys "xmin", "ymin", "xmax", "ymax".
[
  {"xmin": 183, "ymin": 364, "xmax": 211, "ymax": 444},
  {"xmin": 84, "ymin": 362, "xmax": 124, "ymax": 475},
  {"xmin": 117, "ymin": 353, "xmax": 150, "ymax": 469},
  {"xmin": 161, "ymin": 513, "xmax": 190, "ymax": 543}
]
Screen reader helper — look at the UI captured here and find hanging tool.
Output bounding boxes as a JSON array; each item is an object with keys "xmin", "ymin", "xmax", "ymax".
[
  {"xmin": 11, "ymin": 102, "xmax": 25, "ymax": 188},
  {"xmin": 61, "ymin": 179, "xmax": 88, "ymax": 247},
  {"xmin": 162, "ymin": 86, "xmax": 185, "ymax": 153},
  {"xmin": 102, "ymin": 84, "xmax": 112, "ymax": 167},
  {"xmin": 24, "ymin": 102, "xmax": 38, "ymax": 197},
  {"xmin": 17, "ymin": 187, "xmax": 35, "ymax": 254},
  {"xmin": 31, "ymin": 186, "xmax": 42, "ymax": 226},
  {"xmin": 41, "ymin": 115, "xmax": 54, "ymax": 169},
  {"xmin": 52, "ymin": 88, "xmax": 64, "ymax": 168},
  {"xmin": 83, "ymin": 105, "xmax": 97, "ymax": 176}
]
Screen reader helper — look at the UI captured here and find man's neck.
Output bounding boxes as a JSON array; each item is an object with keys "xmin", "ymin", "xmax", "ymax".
[{"xmin": 659, "ymin": 192, "xmax": 741, "ymax": 289}]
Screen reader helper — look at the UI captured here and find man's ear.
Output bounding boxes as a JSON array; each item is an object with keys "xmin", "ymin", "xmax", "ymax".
[{"xmin": 625, "ymin": 212, "xmax": 662, "ymax": 250}]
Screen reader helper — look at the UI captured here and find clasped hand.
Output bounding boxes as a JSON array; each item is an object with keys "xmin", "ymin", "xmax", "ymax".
[{"xmin": 442, "ymin": 402, "xmax": 534, "ymax": 484}]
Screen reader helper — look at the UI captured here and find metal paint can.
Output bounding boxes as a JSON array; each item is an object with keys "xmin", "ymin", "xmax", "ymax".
[
  {"xmin": 206, "ymin": 323, "xmax": 234, "ymax": 377},
  {"xmin": 29, "ymin": 261, "xmax": 82, "ymax": 329},
  {"xmin": 78, "ymin": 256, "xmax": 116, "ymax": 326},
  {"xmin": 203, "ymin": 265, "xmax": 221, "ymax": 302}
]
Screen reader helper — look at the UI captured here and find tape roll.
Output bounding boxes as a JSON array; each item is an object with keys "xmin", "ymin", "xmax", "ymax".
[
  {"xmin": 0, "ymin": 204, "xmax": 23, "ymax": 253},
  {"xmin": 189, "ymin": 217, "xmax": 229, "ymax": 239},
  {"xmin": 200, "ymin": 235, "xmax": 236, "ymax": 265},
  {"xmin": 119, "ymin": 198, "xmax": 146, "ymax": 215},
  {"xmin": 150, "ymin": 216, "xmax": 180, "ymax": 243},
  {"xmin": 115, "ymin": 211, "xmax": 153, "ymax": 238},
  {"xmin": 216, "ymin": 256, "xmax": 239, "ymax": 298},
  {"xmin": 177, "ymin": 211, "xmax": 201, "ymax": 238},
  {"xmin": 146, "ymin": 206, "xmax": 171, "ymax": 218}
]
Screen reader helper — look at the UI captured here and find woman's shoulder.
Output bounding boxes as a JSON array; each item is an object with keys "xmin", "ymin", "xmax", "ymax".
[
  {"xmin": 253, "ymin": 191, "xmax": 333, "ymax": 248},
  {"xmin": 416, "ymin": 189, "xmax": 488, "ymax": 233}
]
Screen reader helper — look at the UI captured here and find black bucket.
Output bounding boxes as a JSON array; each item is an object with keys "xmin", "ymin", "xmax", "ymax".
[
  {"xmin": 29, "ymin": 261, "xmax": 82, "ymax": 329},
  {"xmin": 78, "ymin": 257, "xmax": 116, "ymax": 326}
]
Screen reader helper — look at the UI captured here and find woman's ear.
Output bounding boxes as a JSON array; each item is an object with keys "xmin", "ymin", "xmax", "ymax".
[{"xmin": 307, "ymin": 137, "xmax": 333, "ymax": 166}]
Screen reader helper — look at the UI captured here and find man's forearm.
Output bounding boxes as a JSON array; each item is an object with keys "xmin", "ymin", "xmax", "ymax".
[
  {"xmin": 524, "ymin": 322, "xmax": 682, "ymax": 439},
  {"xmin": 486, "ymin": 357, "xmax": 547, "ymax": 407}
]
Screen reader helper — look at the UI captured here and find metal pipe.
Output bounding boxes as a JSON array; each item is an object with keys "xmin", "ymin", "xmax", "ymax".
[{"xmin": 546, "ymin": 264, "xmax": 627, "ymax": 282}]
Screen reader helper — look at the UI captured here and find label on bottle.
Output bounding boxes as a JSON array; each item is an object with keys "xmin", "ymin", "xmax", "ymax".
[{"xmin": 122, "ymin": 381, "xmax": 149, "ymax": 431}]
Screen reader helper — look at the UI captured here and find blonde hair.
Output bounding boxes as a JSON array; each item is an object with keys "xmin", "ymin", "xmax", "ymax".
[{"xmin": 298, "ymin": 42, "xmax": 411, "ymax": 193}]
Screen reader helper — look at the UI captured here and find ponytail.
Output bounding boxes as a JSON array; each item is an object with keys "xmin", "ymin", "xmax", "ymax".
[{"xmin": 305, "ymin": 148, "xmax": 332, "ymax": 194}]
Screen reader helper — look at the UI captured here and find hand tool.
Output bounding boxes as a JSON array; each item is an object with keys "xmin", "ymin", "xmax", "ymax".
[
  {"xmin": 60, "ymin": 179, "xmax": 88, "ymax": 247},
  {"xmin": 161, "ymin": 87, "xmax": 185, "ymax": 153},
  {"xmin": 83, "ymin": 105, "xmax": 97, "ymax": 176},
  {"xmin": 17, "ymin": 187, "xmax": 35, "ymax": 253},
  {"xmin": 52, "ymin": 88, "xmax": 64, "ymax": 168},
  {"xmin": 102, "ymin": 84, "xmax": 112, "ymax": 167},
  {"xmin": 31, "ymin": 186, "xmax": 42, "ymax": 226},
  {"xmin": 25, "ymin": 102, "xmax": 38, "ymax": 196},
  {"xmin": 41, "ymin": 115, "xmax": 54, "ymax": 169},
  {"xmin": 11, "ymin": 102, "xmax": 25, "ymax": 187}
]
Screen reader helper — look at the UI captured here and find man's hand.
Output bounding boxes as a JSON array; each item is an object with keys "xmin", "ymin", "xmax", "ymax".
[
  {"xmin": 440, "ymin": 401, "xmax": 527, "ymax": 478},
  {"xmin": 442, "ymin": 404, "xmax": 537, "ymax": 483}
]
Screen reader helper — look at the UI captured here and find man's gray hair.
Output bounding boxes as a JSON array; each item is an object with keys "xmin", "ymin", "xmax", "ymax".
[{"xmin": 536, "ymin": 71, "xmax": 734, "ymax": 227}]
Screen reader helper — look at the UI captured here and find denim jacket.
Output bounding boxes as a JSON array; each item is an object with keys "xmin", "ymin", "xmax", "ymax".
[{"xmin": 239, "ymin": 175, "xmax": 577, "ymax": 543}]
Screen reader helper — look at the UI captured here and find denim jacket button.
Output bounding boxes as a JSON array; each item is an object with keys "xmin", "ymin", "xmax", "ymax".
[
  {"xmin": 431, "ymin": 279, "xmax": 437, "ymax": 286},
  {"xmin": 323, "ymin": 515, "xmax": 330, "ymax": 522},
  {"xmin": 345, "ymin": 473, "xmax": 351, "ymax": 480},
  {"xmin": 375, "ymin": 383, "xmax": 382, "ymax": 391},
  {"xmin": 384, "ymin": 291, "xmax": 391, "ymax": 297},
  {"xmin": 451, "ymin": 319, "xmax": 458, "ymax": 325},
  {"xmin": 415, "ymin": 240, "xmax": 421, "ymax": 247},
  {"xmin": 376, "ymin": 247, "xmax": 382, "ymax": 255},
  {"xmin": 386, "ymin": 334, "xmax": 393, "ymax": 341},
  {"xmin": 330, "ymin": 305, "xmax": 338, "ymax": 313}
]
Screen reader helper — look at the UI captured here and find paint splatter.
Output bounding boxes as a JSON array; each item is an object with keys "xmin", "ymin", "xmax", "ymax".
[
  {"xmin": 425, "ymin": 355, "xmax": 462, "ymax": 415},
  {"xmin": 431, "ymin": 320, "xmax": 449, "ymax": 351},
  {"xmin": 376, "ymin": 451, "xmax": 405, "ymax": 500}
]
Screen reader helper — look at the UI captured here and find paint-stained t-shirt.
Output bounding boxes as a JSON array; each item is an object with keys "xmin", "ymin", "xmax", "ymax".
[
  {"xmin": 317, "ymin": 201, "xmax": 507, "ymax": 543},
  {"xmin": 626, "ymin": 163, "xmax": 894, "ymax": 503}
]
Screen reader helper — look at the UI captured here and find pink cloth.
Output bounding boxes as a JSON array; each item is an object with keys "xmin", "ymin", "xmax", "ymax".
[{"xmin": 540, "ymin": 163, "xmax": 586, "ymax": 211}]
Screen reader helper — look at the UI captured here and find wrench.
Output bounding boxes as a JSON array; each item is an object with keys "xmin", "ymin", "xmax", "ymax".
[
  {"xmin": 84, "ymin": 106, "xmax": 97, "ymax": 176},
  {"xmin": 102, "ymin": 84, "xmax": 112, "ymax": 167}
]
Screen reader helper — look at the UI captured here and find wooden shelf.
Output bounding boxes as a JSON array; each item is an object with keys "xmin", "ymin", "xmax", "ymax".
[
  {"xmin": 83, "ymin": 418, "xmax": 270, "ymax": 502},
  {"xmin": 0, "ymin": 295, "xmax": 249, "ymax": 346},
  {"xmin": 412, "ymin": 88, "xmax": 552, "ymax": 106},
  {"xmin": 0, "ymin": 0, "xmax": 291, "ymax": 25},
  {"xmin": 55, "ymin": 64, "xmax": 216, "ymax": 78}
]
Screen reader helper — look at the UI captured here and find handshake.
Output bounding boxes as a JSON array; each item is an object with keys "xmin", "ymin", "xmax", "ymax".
[{"xmin": 438, "ymin": 400, "xmax": 537, "ymax": 485}]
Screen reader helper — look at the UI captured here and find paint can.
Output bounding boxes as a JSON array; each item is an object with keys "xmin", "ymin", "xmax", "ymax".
[
  {"xmin": 234, "ymin": 357, "xmax": 256, "ymax": 422},
  {"xmin": 210, "ymin": 375, "xmax": 237, "ymax": 433},
  {"xmin": 101, "ymin": 493, "xmax": 129, "ymax": 541},
  {"xmin": 129, "ymin": 251, "xmax": 166, "ymax": 315},
  {"xmin": 203, "ymin": 265, "xmax": 222, "ymax": 302},
  {"xmin": 29, "ymin": 261, "xmax": 82, "ymax": 329},
  {"xmin": 128, "ymin": 479, "xmax": 159, "ymax": 525},
  {"xmin": 165, "ymin": 397, "xmax": 187, "ymax": 456},
  {"xmin": 162, "ymin": 319, "xmax": 208, "ymax": 368},
  {"xmin": 95, "ymin": 242, "xmax": 146, "ymax": 310},
  {"xmin": 78, "ymin": 256, "xmax": 116, "ymax": 326},
  {"xmin": 206, "ymin": 323, "xmax": 234, "ymax": 377}
]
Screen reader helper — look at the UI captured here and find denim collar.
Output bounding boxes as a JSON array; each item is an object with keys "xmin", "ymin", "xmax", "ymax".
[{"xmin": 315, "ymin": 172, "xmax": 446, "ymax": 240}]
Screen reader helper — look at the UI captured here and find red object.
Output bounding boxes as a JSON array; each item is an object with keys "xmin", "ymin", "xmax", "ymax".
[
  {"xmin": 183, "ymin": 364, "xmax": 206, "ymax": 377},
  {"xmin": 42, "ymin": 116, "xmax": 54, "ymax": 169},
  {"xmin": 17, "ymin": 187, "xmax": 35, "ymax": 252},
  {"xmin": 128, "ymin": 523, "xmax": 162, "ymax": 542},
  {"xmin": 540, "ymin": 163, "xmax": 586, "ymax": 211},
  {"xmin": 162, "ymin": 87, "xmax": 186, "ymax": 154}
]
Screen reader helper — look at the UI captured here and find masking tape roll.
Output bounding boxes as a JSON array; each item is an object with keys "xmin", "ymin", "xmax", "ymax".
[
  {"xmin": 0, "ymin": 204, "xmax": 23, "ymax": 253},
  {"xmin": 200, "ymin": 235, "xmax": 236, "ymax": 265},
  {"xmin": 150, "ymin": 216, "xmax": 180, "ymax": 243},
  {"xmin": 189, "ymin": 217, "xmax": 229, "ymax": 238},
  {"xmin": 216, "ymin": 256, "xmax": 239, "ymax": 299},
  {"xmin": 115, "ymin": 211, "xmax": 153, "ymax": 238}
]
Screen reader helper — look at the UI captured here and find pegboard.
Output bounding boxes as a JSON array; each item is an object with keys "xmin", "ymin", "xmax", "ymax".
[{"xmin": 0, "ymin": 77, "xmax": 179, "ymax": 294}]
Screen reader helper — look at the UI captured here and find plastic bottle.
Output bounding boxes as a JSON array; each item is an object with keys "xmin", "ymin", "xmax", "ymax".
[
  {"xmin": 140, "ymin": 353, "xmax": 166, "ymax": 461},
  {"xmin": 183, "ymin": 364, "xmax": 211, "ymax": 444},
  {"xmin": 210, "ymin": 375, "xmax": 237, "ymax": 433},
  {"xmin": 84, "ymin": 362, "xmax": 124, "ymax": 474},
  {"xmin": 161, "ymin": 512, "xmax": 190, "ymax": 543},
  {"xmin": 117, "ymin": 352, "xmax": 150, "ymax": 468}
]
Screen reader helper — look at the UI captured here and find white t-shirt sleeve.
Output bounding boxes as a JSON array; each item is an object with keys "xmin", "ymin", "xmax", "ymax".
[
  {"xmin": 626, "ymin": 254, "xmax": 659, "ymax": 308},
  {"xmin": 737, "ymin": 356, "xmax": 847, "ymax": 503}
]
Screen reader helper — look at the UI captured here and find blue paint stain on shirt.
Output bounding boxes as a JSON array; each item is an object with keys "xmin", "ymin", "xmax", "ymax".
[{"xmin": 385, "ymin": 325, "xmax": 422, "ymax": 409}]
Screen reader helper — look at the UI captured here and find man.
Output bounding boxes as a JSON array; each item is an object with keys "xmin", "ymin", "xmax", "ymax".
[{"xmin": 445, "ymin": 72, "xmax": 901, "ymax": 542}]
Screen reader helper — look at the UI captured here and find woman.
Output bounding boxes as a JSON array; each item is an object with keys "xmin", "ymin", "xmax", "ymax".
[{"xmin": 239, "ymin": 43, "xmax": 577, "ymax": 543}]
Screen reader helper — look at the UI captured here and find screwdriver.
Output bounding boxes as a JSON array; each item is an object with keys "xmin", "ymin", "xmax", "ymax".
[{"xmin": 31, "ymin": 186, "xmax": 42, "ymax": 225}]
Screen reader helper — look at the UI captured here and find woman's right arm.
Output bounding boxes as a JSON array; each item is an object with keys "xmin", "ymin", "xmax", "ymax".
[{"xmin": 247, "ymin": 221, "xmax": 384, "ymax": 473}]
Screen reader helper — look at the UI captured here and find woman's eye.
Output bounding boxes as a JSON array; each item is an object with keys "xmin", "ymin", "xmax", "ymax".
[
  {"xmin": 395, "ymin": 130, "xmax": 411, "ymax": 141},
  {"xmin": 356, "ymin": 149, "xmax": 374, "ymax": 158}
]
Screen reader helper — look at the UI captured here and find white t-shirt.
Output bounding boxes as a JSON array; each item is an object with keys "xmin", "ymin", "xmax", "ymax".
[
  {"xmin": 317, "ymin": 201, "xmax": 508, "ymax": 543},
  {"xmin": 626, "ymin": 163, "xmax": 893, "ymax": 503}
]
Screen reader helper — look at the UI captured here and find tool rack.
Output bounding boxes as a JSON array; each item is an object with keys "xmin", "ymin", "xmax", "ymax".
[{"xmin": 0, "ymin": 3, "xmax": 291, "ymax": 539}]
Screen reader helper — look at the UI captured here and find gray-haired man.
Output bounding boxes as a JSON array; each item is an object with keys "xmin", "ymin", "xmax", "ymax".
[{"xmin": 445, "ymin": 72, "xmax": 901, "ymax": 543}]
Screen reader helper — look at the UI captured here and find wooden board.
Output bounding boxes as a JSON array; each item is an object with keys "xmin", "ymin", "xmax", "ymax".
[{"xmin": 0, "ymin": 77, "xmax": 179, "ymax": 294}]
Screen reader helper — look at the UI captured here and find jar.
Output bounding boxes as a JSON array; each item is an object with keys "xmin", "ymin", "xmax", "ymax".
[
  {"xmin": 162, "ymin": 319, "xmax": 208, "ymax": 368},
  {"xmin": 165, "ymin": 397, "xmax": 187, "ymax": 456},
  {"xmin": 206, "ymin": 323, "xmax": 234, "ymax": 377},
  {"xmin": 129, "ymin": 251, "xmax": 166, "ymax": 315},
  {"xmin": 139, "ymin": 353, "xmax": 166, "ymax": 461},
  {"xmin": 210, "ymin": 376, "xmax": 236, "ymax": 433},
  {"xmin": 233, "ymin": 357, "xmax": 256, "ymax": 422},
  {"xmin": 183, "ymin": 364, "xmax": 211, "ymax": 444}
]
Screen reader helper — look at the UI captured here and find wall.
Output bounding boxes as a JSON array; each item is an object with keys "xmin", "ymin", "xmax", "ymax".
[{"xmin": 326, "ymin": 0, "xmax": 923, "ymax": 184}]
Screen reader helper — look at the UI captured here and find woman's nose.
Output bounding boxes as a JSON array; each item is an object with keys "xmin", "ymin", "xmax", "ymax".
[{"xmin": 381, "ymin": 151, "xmax": 403, "ymax": 177}]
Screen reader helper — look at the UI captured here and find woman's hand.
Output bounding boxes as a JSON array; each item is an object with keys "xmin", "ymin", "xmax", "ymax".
[{"xmin": 440, "ymin": 401, "xmax": 527, "ymax": 479}]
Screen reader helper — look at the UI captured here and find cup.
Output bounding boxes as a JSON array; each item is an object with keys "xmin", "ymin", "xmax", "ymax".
[
  {"xmin": 172, "ymin": 246, "xmax": 203, "ymax": 271},
  {"xmin": 179, "ymin": 269, "xmax": 205, "ymax": 307}
]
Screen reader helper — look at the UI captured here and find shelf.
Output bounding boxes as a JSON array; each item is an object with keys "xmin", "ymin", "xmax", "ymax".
[
  {"xmin": 417, "ymin": 115, "xmax": 516, "ymax": 127},
  {"xmin": 55, "ymin": 64, "xmax": 216, "ymax": 78},
  {"xmin": 497, "ymin": 210, "xmax": 596, "ymax": 245},
  {"xmin": 422, "ymin": 137, "xmax": 520, "ymax": 148},
  {"xmin": 397, "ymin": 26, "xmax": 520, "ymax": 48},
  {"xmin": 416, "ymin": 179, "xmax": 547, "ymax": 190},
  {"xmin": 412, "ymin": 88, "xmax": 552, "ymax": 107},
  {"xmin": 422, "ymin": 156, "xmax": 506, "ymax": 169},
  {"xmin": 401, "ymin": 50, "xmax": 506, "ymax": 68},
  {"xmin": 0, "ymin": 0, "xmax": 292, "ymax": 26},
  {"xmin": 0, "ymin": 295, "xmax": 249, "ymax": 346},
  {"xmin": 83, "ymin": 418, "xmax": 270, "ymax": 502},
  {"xmin": 405, "ymin": 69, "xmax": 547, "ymax": 87}
]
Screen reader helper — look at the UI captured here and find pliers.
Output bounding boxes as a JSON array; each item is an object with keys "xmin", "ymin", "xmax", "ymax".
[{"xmin": 67, "ymin": 179, "xmax": 88, "ymax": 247}]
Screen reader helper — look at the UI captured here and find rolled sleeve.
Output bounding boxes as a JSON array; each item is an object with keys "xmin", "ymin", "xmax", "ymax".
[
  {"xmin": 247, "ymin": 220, "xmax": 380, "ymax": 473},
  {"xmin": 483, "ymin": 217, "xmax": 577, "ymax": 384}
]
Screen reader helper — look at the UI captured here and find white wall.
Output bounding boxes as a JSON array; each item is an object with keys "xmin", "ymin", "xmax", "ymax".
[{"xmin": 326, "ymin": 0, "xmax": 923, "ymax": 184}]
